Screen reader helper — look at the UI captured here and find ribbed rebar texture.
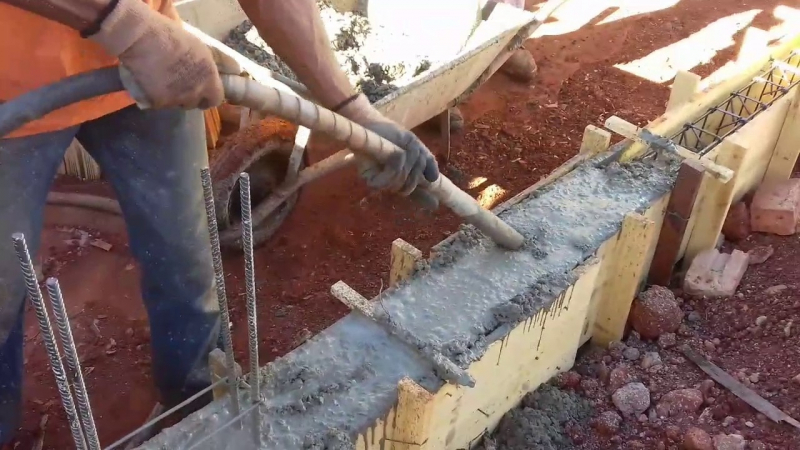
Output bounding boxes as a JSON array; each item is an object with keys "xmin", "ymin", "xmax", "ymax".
[
  {"xmin": 12, "ymin": 233, "xmax": 87, "ymax": 450},
  {"xmin": 199, "ymin": 168, "xmax": 242, "ymax": 420},
  {"xmin": 238, "ymin": 173, "xmax": 262, "ymax": 446},
  {"xmin": 47, "ymin": 278, "xmax": 101, "ymax": 450}
]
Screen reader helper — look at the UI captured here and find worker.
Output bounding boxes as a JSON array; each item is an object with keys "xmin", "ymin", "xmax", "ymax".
[
  {"xmin": 0, "ymin": 0, "xmax": 440, "ymax": 445},
  {"xmin": 446, "ymin": 0, "xmax": 538, "ymax": 131}
]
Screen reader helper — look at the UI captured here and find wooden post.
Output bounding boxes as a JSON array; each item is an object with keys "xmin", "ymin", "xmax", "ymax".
[
  {"xmin": 390, "ymin": 239, "xmax": 424, "ymax": 287},
  {"xmin": 578, "ymin": 125, "xmax": 611, "ymax": 155},
  {"xmin": 648, "ymin": 159, "xmax": 705, "ymax": 286},
  {"xmin": 592, "ymin": 212, "xmax": 656, "ymax": 347},
  {"xmin": 764, "ymin": 89, "xmax": 800, "ymax": 182},
  {"xmin": 666, "ymin": 71, "xmax": 701, "ymax": 113},
  {"xmin": 204, "ymin": 107, "xmax": 222, "ymax": 150},
  {"xmin": 388, "ymin": 378, "xmax": 436, "ymax": 450},
  {"xmin": 682, "ymin": 141, "xmax": 748, "ymax": 267}
]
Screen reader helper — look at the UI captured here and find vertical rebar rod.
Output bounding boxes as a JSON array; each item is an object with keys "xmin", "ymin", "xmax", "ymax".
[
  {"xmin": 238, "ymin": 173, "xmax": 262, "ymax": 446},
  {"xmin": 46, "ymin": 278, "xmax": 101, "ymax": 450},
  {"xmin": 11, "ymin": 233, "xmax": 87, "ymax": 450},
  {"xmin": 199, "ymin": 168, "xmax": 242, "ymax": 422}
]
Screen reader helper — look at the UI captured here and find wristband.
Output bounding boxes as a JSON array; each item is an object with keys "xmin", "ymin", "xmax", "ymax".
[
  {"xmin": 80, "ymin": 0, "xmax": 122, "ymax": 38},
  {"xmin": 331, "ymin": 93, "xmax": 361, "ymax": 113}
]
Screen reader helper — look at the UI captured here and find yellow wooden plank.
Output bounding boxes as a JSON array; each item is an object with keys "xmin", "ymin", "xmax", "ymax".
[
  {"xmin": 578, "ymin": 125, "xmax": 611, "ymax": 155},
  {"xmin": 591, "ymin": 213, "xmax": 657, "ymax": 347},
  {"xmin": 682, "ymin": 141, "xmax": 749, "ymax": 267},
  {"xmin": 390, "ymin": 239, "xmax": 424, "ymax": 287},
  {"xmin": 388, "ymin": 378, "xmax": 437, "ymax": 450},
  {"xmin": 764, "ymin": 87, "xmax": 800, "ymax": 183},
  {"xmin": 666, "ymin": 70, "xmax": 701, "ymax": 113}
]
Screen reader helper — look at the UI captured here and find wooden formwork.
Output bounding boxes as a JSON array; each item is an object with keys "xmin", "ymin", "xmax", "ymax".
[{"xmin": 327, "ymin": 34, "xmax": 800, "ymax": 449}]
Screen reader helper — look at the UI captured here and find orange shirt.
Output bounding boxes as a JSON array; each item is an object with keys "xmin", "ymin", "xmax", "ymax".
[{"xmin": 0, "ymin": 1, "xmax": 178, "ymax": 139}]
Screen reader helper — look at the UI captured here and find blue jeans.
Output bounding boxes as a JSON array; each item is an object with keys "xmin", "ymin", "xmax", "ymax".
[{"xmin": 0, "ymin": 106, "xmax": 221, "ymax": 444}]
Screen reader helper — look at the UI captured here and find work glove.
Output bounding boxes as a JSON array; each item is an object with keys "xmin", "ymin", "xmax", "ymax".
[
  {"xmin": 338, "ymin": 95, "xmax": 441, "ymax": 208},
  {"xmin": 87, "ymin": 0, "xmax": 239, "ymax": 110}
]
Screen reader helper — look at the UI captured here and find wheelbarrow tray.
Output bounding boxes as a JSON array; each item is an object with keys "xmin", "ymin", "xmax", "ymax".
[{"xmin": 175, "ymin": 0, "xmax": 540, "ymax": 129}]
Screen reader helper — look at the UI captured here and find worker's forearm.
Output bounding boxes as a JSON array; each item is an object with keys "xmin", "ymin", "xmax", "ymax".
[
  {"xmin": 238, "ymin": 0, "xmax": 356, "ymax": 111},
  {"xmin": 2, "ymin": 0, "xmax": 111, "ymax": 30}
]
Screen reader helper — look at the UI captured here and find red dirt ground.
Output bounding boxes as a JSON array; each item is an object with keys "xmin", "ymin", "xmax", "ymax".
[{"xmin": 11, "ymin": 0, "xmax": 798, "ymax": 448}]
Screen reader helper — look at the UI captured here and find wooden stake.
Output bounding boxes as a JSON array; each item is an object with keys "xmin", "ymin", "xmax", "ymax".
[
  {"xmin": 204, "ymin": 107, "xmax": 222, "ymax": 150},
  {"xmin": 682, "ymin": 141, "xmax": 748, "ymax": 267},
  {"xmin": 209, "ymin": 348, "xmax": 242, "ymax": 401},
  {"xmin": 578, "ymin": 125, "xmax": 611, "ymax": 155},
  {"xmin": 666, "ymin": 70, "xmax": 701, "ymax": 113},
  {"xmin": 764, "ymin": 88, "xmax": 800, "ymax": 182},
  {"xmin": 648, "ymin": 160, "xmax": 705, "ymax": 286},
  {"xmin": 389, "ymin": 378, "xmax": 436, "ymax": 450},
  {"xmin": 390, "ymin": 239, "xmax": 424, "ymax": 287},
  {"xmin": 592, "ymin": 213, "xmax": 656, "ymax": 347}
]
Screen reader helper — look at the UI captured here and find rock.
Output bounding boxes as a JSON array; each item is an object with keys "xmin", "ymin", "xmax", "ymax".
[
  {"xmin": 665, "ymin": 425, "xmax": 681, "ymax": 441},
  {"xmin": 744, "ymin": 421, "xmax": 754, "ymax": 428},
  {"xmin": 580, "ymin": 378, "xmax": 601, "ymax": 398},
  {"xmin": 792, "ymin": 373, "xmax": 800, "ymax": 385},
  {"xmin": 712, "ymin": 433, "xmax": 745, "ymax": 450},
  {"xmin": 608, "ymin": 340, "xmax": 627, "ymax": 359},
  {"xmin": 763, "ymin": 284, "xmax": 787, "ymax": 296},
  {"xmin": 722, "ymin": 202, "xmax": 751, "ymax": 241},
  {"xmin": 630, "ymin": 286, "xmax": 683, "ymax": 339},
  {"xmin": 688, "ymin": 311, "xmax": 702, "ymax": 323},
  {"xmin": 658, "ymin": 333, "xmax": 677, "ymax": 349},
  {"xmin": 594, "ymin": 410, "xmax": 622, "ymax": 435},
  {"xmin": 623, "ymin": 347, "xmax": 641, "ymax": 361},
  {"xmin": 748, "ymin": 440, "xmax": 766, "ymax": 450},
  {"xmin": 699, "ymin": 380, "xmax": 716, "ymax": 398},
  {"xmin": 704, "ymin": 340, "xmax": 716, "ymax": 352},
  {"xmin": 609, "ymin": 366, "xmax": 632, "ymax": 391},
  {"xmin": 612, "ymin": 382, "xmax": 651, "ymax": 417},
  {"xmin": 684, "ymin": 427, "xmax": 713, "ymax": 450},
  {"xmin": 755, "ymin": 316, "xmax": 767, "ymax": 326},
  {"xmin": 656, "ymin": 388, "xmax": 704, "ymax": 417},
  {"xmin": 748, "ymin": 373, "xmax": 759, "ymax": 383},
  {"xmin": 722, "ymin": 416, "xmax": 736, "ymax": 427},
  {"xmin": 750, "ymin": 178, "xmax": 800, "ymax": 235},
  {"xmin": 747, "ymin": 245, "xmax": 774, "ymax": 264},
  {"xmin": 556, "ymin": 370, "xmax": 582, "ymax": 389},
  {"xmin": 684, "ymin": 249, "xmax": 750, "ymax": 298},
  {"xmin": 641, "ymin": 352, "xmax": 663, "ymax": 369}
]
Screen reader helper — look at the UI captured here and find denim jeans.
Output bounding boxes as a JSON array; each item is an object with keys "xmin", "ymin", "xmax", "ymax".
[{"xmin": 0, "ymin": 106, "xmax": 221, "ymax": 443}]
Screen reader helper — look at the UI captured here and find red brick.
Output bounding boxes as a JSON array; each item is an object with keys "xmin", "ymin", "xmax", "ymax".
[
  {"xmin": 684, "ymin": 249, "xmax": 750, "ymax": 298},
  {"xmin": 750, "ymin": 179, "xmax": 800, "ymax": 235},
  {"xmin": 722, "ymin": 202, "xmax": 750, "ymax": 242}
]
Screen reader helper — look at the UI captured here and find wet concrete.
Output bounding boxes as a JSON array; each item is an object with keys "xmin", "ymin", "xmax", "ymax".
[
  {"xmin": 223, "ymin": 1, "xmax": 473, "ymax": 103},
  {"xmin": 138, "ymin": 154, "xmax": 677, "ymax": 449}
]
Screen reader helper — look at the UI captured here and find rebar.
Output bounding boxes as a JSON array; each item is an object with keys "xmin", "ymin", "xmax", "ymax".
[
  {"xmin": 199, "ymin": 168, "xmax": 242, "ymax": 422},
  {"xmin": 238, "ymin": 172, "xmax": 262, "ymax": 446},
  {"xmin": 185, "ymin": 401, "xmax": 263, "ymax": 450},
  {"xmin": 104, "ymin": 378, "xmax": 228, "ymax": 450},
  {"xmin": 46, "ymin": 278, "xmax": 101, "ymax": 450},
  {"xmin": 11, "ymin": 233, "xmax": 87, "ymax": 450}
]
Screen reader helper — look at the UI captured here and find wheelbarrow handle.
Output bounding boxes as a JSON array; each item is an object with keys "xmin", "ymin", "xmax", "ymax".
[{"xmin": 221, "ymin": 74, "xmax": 525, "ymax": 250}]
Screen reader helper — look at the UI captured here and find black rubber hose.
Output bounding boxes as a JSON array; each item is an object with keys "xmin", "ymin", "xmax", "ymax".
[{"xmin": 0, "ymin": 67, "xmax": 124, "ymax": 138}]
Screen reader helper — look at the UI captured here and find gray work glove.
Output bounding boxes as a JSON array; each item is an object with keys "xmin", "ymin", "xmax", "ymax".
[{"xmin": 339, "ymin": 95, "xmax": 441, "ymax": 209}]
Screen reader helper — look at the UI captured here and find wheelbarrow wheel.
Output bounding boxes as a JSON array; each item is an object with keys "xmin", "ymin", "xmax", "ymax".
[{"xmin": 209, "ymin": 117, "xmax": 305, "ymax": 252}]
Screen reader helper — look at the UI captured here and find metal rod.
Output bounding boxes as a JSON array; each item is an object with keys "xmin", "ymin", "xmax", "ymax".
[
  {"xmin": 238, "ymin": 172, "xmax": 262, "ymax": 446},
  {"xmin": 103, "ymin": 378, "xmax": 228, "ymax": 450},
  {"xmin": 199, "ymin": 168, "xmax": 242, "ymax": 423},
  {"xmin": 185, "ymin": 401, "xmax": 263, "ymax": 450},
  {"xmin": 46, "ymin": 278, "xmax": 101, "ymax": 450},
  {"xmin": 12, "ymin": 233, "xmax": 87, "ymax": 450}
]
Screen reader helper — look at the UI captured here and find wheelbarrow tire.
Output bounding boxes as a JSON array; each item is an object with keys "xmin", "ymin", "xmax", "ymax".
[{"xmin": 209, "ymin": 117, "xmax": 305, "ymax": 252}]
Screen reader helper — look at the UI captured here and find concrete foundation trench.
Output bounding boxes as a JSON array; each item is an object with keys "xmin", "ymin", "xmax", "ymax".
[{"xmin": 128, "ymin": 22, "xmax": 800, "ymax": 450}]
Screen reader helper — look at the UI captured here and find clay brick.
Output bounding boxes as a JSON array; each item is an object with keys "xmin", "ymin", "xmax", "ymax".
[
  {"xmin": 722, "ymin": 202, "xmax": 750, "ymax": 242},
  {"xmin": 750, "ymin": 179, "xmax": 800, "ymax": 235},
  {"xmin": 683, "ymin": 249, "xmax": 750, "ymax": 298}
]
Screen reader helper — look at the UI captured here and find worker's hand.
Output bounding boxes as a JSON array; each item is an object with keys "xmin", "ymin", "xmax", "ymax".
[
  {"xmin": 87, "ymin": 0, "xmax": 233, "ymax": 110},
  {"xmin": 338, "ymin": 95, "xmax": 440, "ymax": 199}
]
